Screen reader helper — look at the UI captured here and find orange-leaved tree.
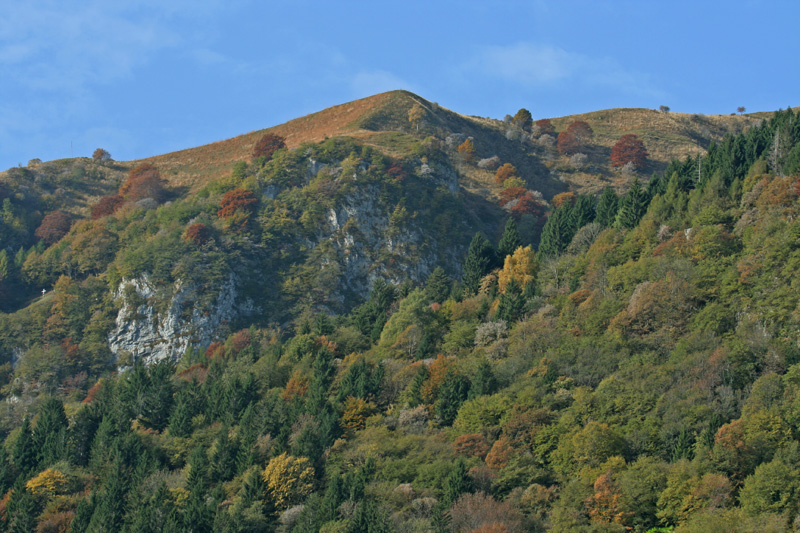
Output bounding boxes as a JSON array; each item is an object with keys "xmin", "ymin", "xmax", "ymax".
[
  {"xmin": 495, "ymin": 163, "xmax": 517, "ymax": 185},
  {"xmin": 611, "ymin": 134, "xmax": 648, "ymax": 169},
  {"xmin": 252, "ymin": 133, "xmax": 286, "ymax": 161},
  {"xmin": 217, "ymin": 188, "xmax": 258, "ymax": 228},
  {"xmin": 120, "ymin": 163, "xmax": 167, "ymax": 202}
]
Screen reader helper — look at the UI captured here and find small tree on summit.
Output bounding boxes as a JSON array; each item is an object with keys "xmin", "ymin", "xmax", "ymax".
[
  {"xmin": 611, "ymin": 134, "xmax": 648, "ymax": 169},
  {"xmin": 512, "ymin": 108, "xmax": 533, "ymax": 131},
  {"xmin": 92, "ymin": 148, "xmax": 111, "ymax": 162},
  {"xmin": 252, "ymin": 133, "xmax": 286, "ymax": 161}
]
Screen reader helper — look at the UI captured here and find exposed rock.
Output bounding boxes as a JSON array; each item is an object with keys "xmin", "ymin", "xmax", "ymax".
[{"xmin": 108, "ymin": 274, "xmax": 245, "ymax": 364}]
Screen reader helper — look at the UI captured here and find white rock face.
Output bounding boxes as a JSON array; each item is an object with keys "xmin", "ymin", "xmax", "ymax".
[{"xmin": 108, "ymin": 274, "xmax": 240, "ymax": 364}]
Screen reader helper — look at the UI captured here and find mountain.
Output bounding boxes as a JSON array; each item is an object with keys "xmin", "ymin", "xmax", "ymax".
[{"xmin": 0, "ymin": 92, "xmax": 799, "ymax": 531}]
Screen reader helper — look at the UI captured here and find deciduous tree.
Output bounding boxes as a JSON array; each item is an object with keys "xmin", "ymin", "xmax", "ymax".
[
  {"xmin": 611, "ymin": 134, "xmax": 648, "ymax": 169},
  {"xmin": 252, "ymin": 133, "xmax": 286, "ymax": 161},
  {"xmin": 35, "ymin": 211, "xmax": 71, "ymax": 245}
]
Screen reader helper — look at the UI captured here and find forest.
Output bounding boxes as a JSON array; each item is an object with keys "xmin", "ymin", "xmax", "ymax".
[{"xmin": 0, "ymin": 103, "xmax": 799, "ymax": 532}]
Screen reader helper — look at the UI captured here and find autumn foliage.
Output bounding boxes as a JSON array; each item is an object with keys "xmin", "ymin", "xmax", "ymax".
[
  {"xmin": 91, "ymin": 195, "xmax": 124, "ymax": 219},
  {"xmin": 252, "ymin": 133, "xmax": 286, "ymax": 161},
  {"xmin": 120, "ymin": 163, "xmax": 168, "ymax": 202},
  {"xmin": 535, "ymin": 119, "xmax": 556, "ymax": 136},
  {"xmin": 217, "ymin": 188, "xmax": 258, "ymax": 219},
  {"xmin": 35, "ymin": 211, "xmax": 72, "ymax": 245},
  {"xmin": 458, "ymin": 138, "xmax": 476, "ymax": 162},
  {"xmin": 611, "ymin": 134, "xmax": 648, "ymax": 169},
  {"xmin": 184, "ymin": 222, "xmax": 212, "ymax": 245},
  {"xmin": 92, "ymin": 148, "xmax": 111, "ymax": 162},
  {"xmin": 494, "ymin": 163, "xmax": 517, "ymax": 185}
]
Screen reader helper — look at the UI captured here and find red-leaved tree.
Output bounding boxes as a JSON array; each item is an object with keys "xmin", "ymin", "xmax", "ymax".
[
  {"xmin": 611, "ymin": 134, "xmax": 648, "ymax": 169},
  {"xmin": 557, "ymin": 131, "xmax": 580, "ymax": 155},
  {"xmin": 566, "ymin": 120, "xmax": 594, "ymax": 144},
  {"xmin": 252, "ymin": 133, "xmax": 286, "ymax": 161},
  {"xmin": 218, "ymin": 188, "xmax": 258, "ymax": 220},
  {"xmin": 91, "ymin": 195, "xmax": 124, "ymax": 219},
  {"xmin": 184, "ymin": 223, "xmax": 212, "ymax": 245},
  {"xmin": 120, "ymin": 163, "xmax": 168, "ymax": 202},
  {"xmin": 35, "ymin": 211, "xmax": 72, "ymax": 245},
  {"xmin": 535, "ymin": 119, "xmax": 556, "ymax": 136}
]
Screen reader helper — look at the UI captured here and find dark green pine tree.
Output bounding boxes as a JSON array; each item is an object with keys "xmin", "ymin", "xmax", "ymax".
[
  {"xmin": 12, "ymin": 416, "xmax": 37, "ymax": 475},
  {"xmin": 462, "ymin": 233, "xmax": 495, "ymax": 295},
  {"xmin": 407, "ymin": 364, "xmax": 429, "ymax": 407},
  {"xmin": 6, "ymin": 480, "xmax": 38, "ymax": 533},
  {"xmin": 87, "ymin": 457, "xmax": 129, "ymax": 532},
  {"xmin": 537, "ymin": 206, "xmax": 574, "ymax": 257},
  {"xmin": 184, "ymin": 447, "xmax": 212, "ymax": 533},
  {"xmin": 0, "ymin": 446, "xmax": 15, "ymax": 495},
  {"xmin": 496, "ymin": 277, "xmax": 526, "ymax": 324},
  {"xmin": 614, "ymin": 178, "xmax": 649, "ymax": 229},
  {"xmin": 469, "ymin": 358, "xmax": 498, "ymax": 399},
  {"xmin": 570, "ymin": 194, "xmax": 596, "ymax": 230},
  {"xmin": 126, "ymin": 482, "xmax": 182, "ymax": 533},
  {"xmin": 348, "ymin": 499, "xmax": 393, "ymax": 533},
  {"xmin": 595, "ymin": 186, "xmax": 619, "ymax": 227},
  {"xmin": 168, "ymin": 387, "xmax": 195, "ymax": 438},
  {"xmin": 306, "ymin": 347, "xmax": 335, "ymax": 414},
  {"xmin": 434, "ymin": 371, "xmax": 471, "ymax": 426},
  {"xmin": 70, "ymin": 405, "xmax": 100, "ymax": 467},
  {"xmin": 441, "ymin": 458, "xmax": 473, "ymax": 508},
  {"xmin": 71, "ymin": 494, "xmax": 96, "ymax": 533},
  {"xmin": 211, "ymin": 427, "xmax": 239, "ymax": 482},
  {"xmin": 141, "ymin": 358, "xmax": 175, "ymax": 432},
  {"xmin": 33, "ymin": 396, "xmax": 69, "ymax": 467},
  {"xmin": 424, "ymin": 266, "xmax": 451, "ymax": 304},
  {"xmin": 496, "ymin": 218, "xmax": 522, "ymax": 263}
]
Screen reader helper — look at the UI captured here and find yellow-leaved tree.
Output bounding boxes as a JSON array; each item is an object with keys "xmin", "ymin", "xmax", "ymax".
[
  {"xmin": 497, "ymin": 246, "xmax": 537, "ymax": 294},
  {"xmin": 26, "ymin": 468, "xmax": 69, "ymax": 496},
  {"xmin": 262, "ymin": 453, "xmax": 314, "ymax": 510}
]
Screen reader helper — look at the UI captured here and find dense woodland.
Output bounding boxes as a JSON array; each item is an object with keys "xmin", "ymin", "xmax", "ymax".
[{"xmin": 0, "ymin": 105, "xmax": 800, "ymax": 531}]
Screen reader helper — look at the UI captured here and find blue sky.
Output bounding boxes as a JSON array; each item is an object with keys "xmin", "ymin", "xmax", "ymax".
[{"xmin": 1, "ymin": 0, "xmax": 798, "ymax": 170}]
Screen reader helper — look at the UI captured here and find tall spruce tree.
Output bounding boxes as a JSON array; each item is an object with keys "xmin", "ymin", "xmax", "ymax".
[
  {"xmin": 497, "ymin": 218, "xmax": 522, "ymax": 263},
  {"xmin": 615, "ymin": 178, "xmax": 649, "ymax": 229},
  {"xmin": 461, "ymin": 233, "xmax": 495, "ymax": 295},
  {"xmin": 570, "ymin": 194, "xmax": 596, "ymax": 230},
  {"xmin": 538, "ymin": 207, "xmax": 573, "ymax": 257},
  {"xmin": 595, "ymin": 187, "xmax": 619, "ymax": 227},
  {"xmin": 33, "ymin": 397, "xmax": 69, "ymax": 467},
  {"xmin": 424, "ymin": 266, "xmax": 451, "ymax": 304}
]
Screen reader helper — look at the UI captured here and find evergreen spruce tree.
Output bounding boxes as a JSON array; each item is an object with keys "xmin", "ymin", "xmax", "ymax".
[
  {"xmin": 595, "ymin": 186, "xmax": 619, "ymax": 227},
  {"xmin": 33, "ymin": 397, "xmax": 69, "ymax": 467},
  {"xmin": 570, "ymin": 194, "xmax": 596, "ymax": 231},
  {"xmin": 615, "ymin": 178, "xmax": 649, "ymax": 229},
  {"xmin": 461, "ymin": 233, "xmax": 494, "ymax": 295},
  {"xmin": 12, "ymin": 416, "xmax": 36, "ymax": 475},
  {"xmin": 537, "ymin": 207, "xmax": 572, "ymax": 257},
  {"xmin": 70, "ymin": 405, "xmax": 100, "ymax": 467},
  {"xmin": 211, "ymin": 427, "xmax": 239, "ymax": 482},
  {"xmin": 435, "ymin": 371, "xmax": 471, "ymax": 426},
  {"xmin": 441, "ymin": 458, "xmax": 472, "ymax": 507},
  {"xmin": 141, "ymin": 358, "xmax": 174, "ymax": 432},
  {"xmin": 496, "ymin": 218, "xmax": 522, "ymax": 263},
  {"xmin": 71, "ymin": 494, "xmax": 96, "ymax": 533},
  {"xmin": 424, "ymin": 266, "xmax": 451, "ymax": 304},
  {"xmin": 496, "ymin": 277, "xmax": 526, "ymax": 323},
  {"xmin": 168, "ymin": 388, "xmax": 195, "ymax": 438},
  {"xmin": 6, "ymin": 480, "xmax": 37, "ymax": 533},
  {"xmin": 469, "ymin": 358, "xmax": 498, "ymax": 399},
  {"xmin": 88, "ymin": 457, "xmax": 129, "ymax": 532},
  {"xmin": 408, "ymin": 365, "xmax": 429, "ymax": 407}
]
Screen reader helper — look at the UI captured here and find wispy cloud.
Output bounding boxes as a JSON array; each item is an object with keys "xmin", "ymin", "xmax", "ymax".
[{"xmin": 466, "ymin": 42, "xmax": 664, "ymax": 98}]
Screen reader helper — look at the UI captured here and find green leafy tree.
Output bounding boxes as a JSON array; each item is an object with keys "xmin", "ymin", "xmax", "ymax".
[{"xmin": 513, "ymin": 108, "xmax": 533, "ymax": 131}]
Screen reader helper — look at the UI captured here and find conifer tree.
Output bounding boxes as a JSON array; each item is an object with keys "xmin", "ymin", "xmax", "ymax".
[
  {"xmin": 168, "ymin": 388, "xmax": 195, "ymax": 438},
  {"xmin": 12, "ymin": 416, "xmax": 36, "ymax": 475},
  {"xmin": 615, "ymin": 178, "xmax": 649, "ymax": 229},
  {"xmin": 496, "ymin": 277, "xmax": 525, "ymax": 323},
  {"xmin": 497, "ymin": 218, "xmax": 522, "ymax": 262},
  {"xmin": 424, "ymin": 266, "xmax": 451, "ymax": 304},
  {"xmin": 462, "ymin": 233, "xmax": 494, "ymax": 295},
  {"xmin": 6, "ymin": 479, "xmax": 37, "ymax": 533},
  {"xmin": 88, "ymin": 458, "xmax": 129, "ymax": 532},
  {"xmin": 538, "ymin": 207, "xmax": 573, "ymax": 257},
  {"xmin": 470, "ymin": 358, "xmax": 498, "ymax": 398},
  {"xmin": 595, "ymin": 187, "xmax": 619, "ymax": 227},
  {"xmin": 435, "ymin": 370, "xmax": 471, "ymax": 426},
  {"xmin": 570, "ymin": 194, "xmax": 596, "ymax": 231},
  {"xmin": 442, "ymin": 458, "xmax": 473, "ymax": 507},
  {"xmin": 33, "ymin": 397, "xmax": 69, "ymax": 467}
]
